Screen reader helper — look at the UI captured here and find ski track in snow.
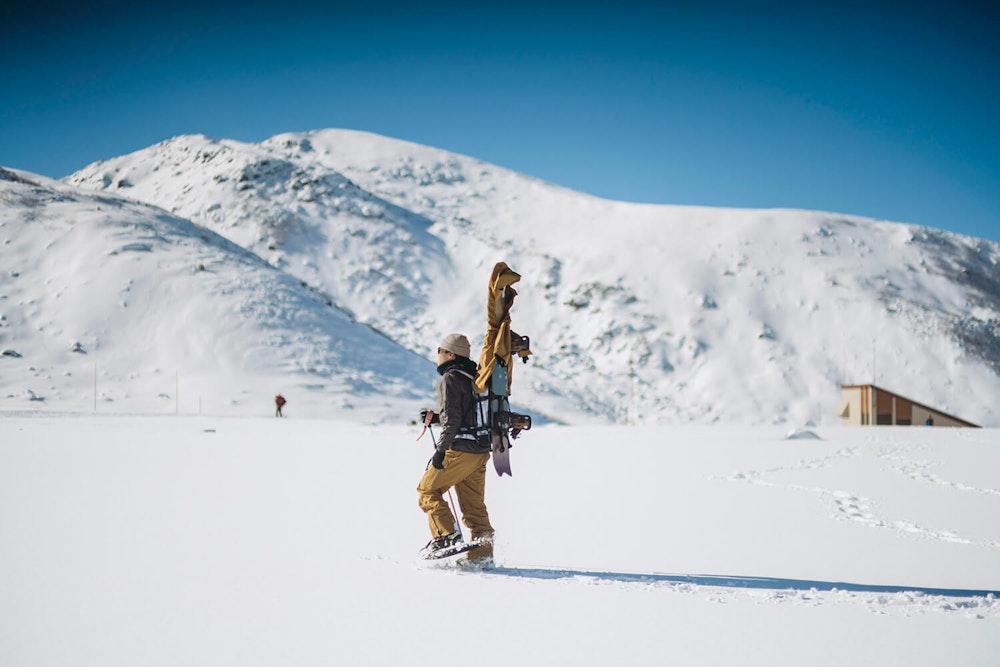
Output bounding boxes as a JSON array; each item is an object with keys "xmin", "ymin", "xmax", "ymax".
[
  {"xmin": 874, "ymin": 437, "xmax": 1000, "ymax": 499},
  {"xmin": 722, "ymin": 439, "xmax": 1000, "ymax": 551}
]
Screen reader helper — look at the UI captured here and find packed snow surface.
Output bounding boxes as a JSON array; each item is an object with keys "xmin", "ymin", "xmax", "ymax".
[{"xmin": 2, "ymin": 416, "xmax": 999, "ymax": 666}]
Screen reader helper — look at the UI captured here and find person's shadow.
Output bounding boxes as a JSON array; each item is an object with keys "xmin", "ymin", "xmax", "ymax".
[{"xmin": 486, "ymin": 567, "xmax": 999, "ymax": 598}]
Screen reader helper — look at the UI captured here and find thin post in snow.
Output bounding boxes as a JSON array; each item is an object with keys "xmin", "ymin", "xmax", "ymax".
[
  {"xmin": 872, "ymin": 339, "xmax": 877, "ymax": 385},
  {"xmin": 92, "ymin": 335, "xmax": 99, "ymax": 412},
  {"xmin": 628, "ymin": 350, "xmax": 636, "ymax": 426}
]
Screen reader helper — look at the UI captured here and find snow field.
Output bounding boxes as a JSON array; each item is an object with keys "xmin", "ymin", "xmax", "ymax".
[{"xmin": 1, "ymin": 416, "xmax": 998, "ymax": 666}]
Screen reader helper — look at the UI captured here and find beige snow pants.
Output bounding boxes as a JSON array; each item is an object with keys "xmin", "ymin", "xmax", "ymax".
[{"xmin": 417, "ymin": 450, "xmax": 494, "ymax": 560}]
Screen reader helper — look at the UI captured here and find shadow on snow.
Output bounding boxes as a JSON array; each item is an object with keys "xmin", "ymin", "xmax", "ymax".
[{"xmin": 487, "ymin": 567, "xmax": 1000, "ymax": 599}]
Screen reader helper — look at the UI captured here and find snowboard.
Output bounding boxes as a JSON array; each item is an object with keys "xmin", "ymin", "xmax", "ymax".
[{"xmin": 488, "ymin": 364, "xmax": 514, "ymax": 476}]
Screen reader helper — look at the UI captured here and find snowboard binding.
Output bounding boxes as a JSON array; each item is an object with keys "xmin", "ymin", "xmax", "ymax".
[
  {"xmin": 495, "ymin": 410, "xmax": 532, "ymax": 438},
  {"xmin": 511, "ymin": 331, "xmax": 532, "ymax": 363}
]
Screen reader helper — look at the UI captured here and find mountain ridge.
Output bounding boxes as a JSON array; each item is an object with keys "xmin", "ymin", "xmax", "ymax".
[{"xmin": 2, "ymin": 129, "xmax": 997, "ymax": 424}]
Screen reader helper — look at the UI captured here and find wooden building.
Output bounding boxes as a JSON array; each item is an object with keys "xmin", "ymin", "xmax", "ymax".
[{"xmin": 839, "ymin": 384, "xmax": 979, "ymax": 427}]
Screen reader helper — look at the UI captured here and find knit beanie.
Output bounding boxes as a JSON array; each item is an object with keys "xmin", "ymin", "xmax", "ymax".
[{"xmin": 439, "ymin": 333, "xmax": 472, "ymax": 358}]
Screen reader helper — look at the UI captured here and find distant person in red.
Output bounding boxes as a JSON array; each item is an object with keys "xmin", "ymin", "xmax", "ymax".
[{"xmin": 275, "ymin": 394, "xmax": 286, "ymax": 417}]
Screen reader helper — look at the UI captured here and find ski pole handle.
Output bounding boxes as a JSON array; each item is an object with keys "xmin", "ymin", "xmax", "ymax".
[{"xmin": 416, "ymin": 409, "xmax": 438, "ymax": 441}]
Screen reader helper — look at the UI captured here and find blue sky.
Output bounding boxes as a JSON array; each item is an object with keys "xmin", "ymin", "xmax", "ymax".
[{"xmin": 2, "ymin": 0, "xmax": 998, "ymax": 242}]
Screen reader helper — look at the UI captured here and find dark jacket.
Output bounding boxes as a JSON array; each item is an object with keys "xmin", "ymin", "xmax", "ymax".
[{"xmin": 436, "ymin": 357, "xmax": 490, "ymax": 455}]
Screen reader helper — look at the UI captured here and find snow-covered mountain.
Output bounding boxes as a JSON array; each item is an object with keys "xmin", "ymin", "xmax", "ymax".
[
  {"xmin": 0, "ymin": 166, "xmax": 433, "ymax": 419},
  {"xmin": 3, "ymin": 129, "xmax": 999, "ymax": 424}
]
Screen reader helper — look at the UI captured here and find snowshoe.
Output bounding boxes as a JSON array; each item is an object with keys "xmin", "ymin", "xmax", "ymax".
[{"xmin": 419, "ymin": 530, "xmax": 464, "ymax": 559}]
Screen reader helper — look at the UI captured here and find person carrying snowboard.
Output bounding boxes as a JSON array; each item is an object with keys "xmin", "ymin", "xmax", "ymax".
[{"xmin": 417, "ymin": 333, "xmax": 495, "ymax": 563}]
